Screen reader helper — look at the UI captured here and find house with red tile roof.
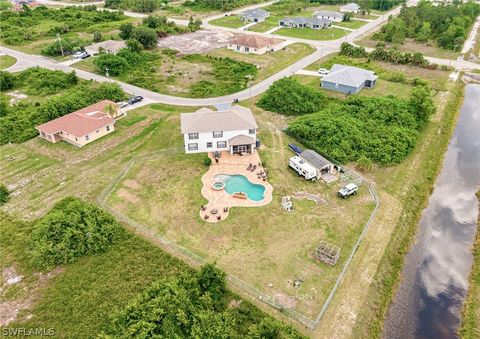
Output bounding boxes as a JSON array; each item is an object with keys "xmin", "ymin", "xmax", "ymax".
[
  {"xmin": 227, "ymin": 35, "xmax": 284, "ymax": 55},
  {"xmin": 36, "ymin": 100, "xmax": 119, "ymax": 147}
]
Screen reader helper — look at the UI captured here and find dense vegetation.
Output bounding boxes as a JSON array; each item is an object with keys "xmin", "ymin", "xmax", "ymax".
[
  {"xmin": 183, "ymin": 0, "xmax": 263, "ymax": 11},
  {"xmin": 285, "ymin": 83, "xmax": 435, "ymax": 165},
  {"xmin": 310, "ymin": 0, "xmax": 405, "ymax": 11},
  {"xmin": 0, "ymin": 184, "xmax": 9, "ymax": 206},
  {"xmin": 257, "ymin": 77, "xmax": 327, "ymax": 116},
  {"xmin": 92, "ymin": 48, "xmax": 257, "ymax": 97},
  {"xmin": 29, "ymin": 197, "xmax": 123, "ymax": 269},
  {"xmin": 373, "ymin": 0, "xmax": 480, "ymax": 50},
  {"xmin": 103, "ymin": 263, "xmax": 302, "ymax": 337},
  {"xmin": 0, "ymin": 68, "xmax": 125, "ymax": 144},
  {"xmin": 0, "ymin": 6, "xmax": 127, "ymax": 46},
  {"xmin": 105, "ymin": 0, "xmax": 167, "ymax": 12}
]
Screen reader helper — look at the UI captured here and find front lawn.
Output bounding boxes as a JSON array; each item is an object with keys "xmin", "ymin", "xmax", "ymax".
[
  {"xmin": 209, "ymin": 15, "xmax": 246, "ymax": 28},
  {"xmin": 334, "ymin": 19, "xmax": 368, "ymax": 30},
  {"xmin": 0, "ymin": 55, "xmax": 16, "ymax": 70},
  {"xmin": 249, "ymin": 15, "xmax": 282, "ymax": 33},
  {"xmin": 275, "ymin": 27, "xmax": 348, "ymax": 40}
]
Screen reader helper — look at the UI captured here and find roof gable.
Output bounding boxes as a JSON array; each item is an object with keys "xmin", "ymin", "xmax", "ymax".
[{"xmin": 322, "ymin": 64, "xmax": 378, "ymax": 88}]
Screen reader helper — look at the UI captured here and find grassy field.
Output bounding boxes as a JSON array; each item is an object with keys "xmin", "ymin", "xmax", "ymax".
[
  {"xmin": 275, "ymin": 27, "xmax": 348, "ymax": 41},
  {"xmin": 249, "ymin": 15, "xmax": 282, "ymax": 33},
  {"xmin": 106, "ymin": 107, "xmax": 375, "ymax": 318},
  {"xmin": 209, "ymin": 15, "xmax": 246, "ymax": 28},
  {"xmin": 334, "ymin": 19, "xmax": 368, "ymax": 30},
  {"xmin": 459, "ymin": 191, "xmax": 480, "ymax": 339},
  {"xmin": 0, "ymin": 55, "xmax": 16, "ymax": 70}
]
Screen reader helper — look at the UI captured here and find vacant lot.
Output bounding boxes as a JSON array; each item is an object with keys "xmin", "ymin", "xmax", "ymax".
[
  {"xmin": 209, "ymin": 15, "xmax": 246, "ymax": 28},
  {"xmin": 334, "ymin": 19, "xmax": 368, "ymax": 30},
  {"xmin": 275, "ymin": 27, "xmax": 348, "ymax": 41}
]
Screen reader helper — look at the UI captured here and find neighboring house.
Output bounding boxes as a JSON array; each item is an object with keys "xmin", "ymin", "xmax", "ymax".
[
  {"xmin": 239, "ymin": 8, "xmax": 270, "ymax": 23},
  {"xmin": 340, "ymin": 2, "xmax": 361, "ymax": 13},
  {"xmin": 180, "ymin": 106, "xmax": 258, "ymax": 155},
  {"xmin": 85, "ymin": 40, "xmax": 126, "ymax": 55},
  {"xmin": 36, "ymin": 100, "xmax": 119, "ymax": 147},
  {"xmin": 289, "ymin": 149, "xmax": 335, "ymax": 180},
  {"xmin": 227, "ymin": 35, "xmax": 284, "ymax": 55},
  {"xmin": 313, "ymin": 10, "xmax": 344, "ymax": 22},
  {"xmin": 11, "ymin": 0, "xmax": 38, "ymax": 11},
  {"xmin": 279, "ymin": 17, "xmax": 331, "ymax": 30},
  {"xmin": 321, "ymin": 64, "xmax": 378, "ymax": 94}
]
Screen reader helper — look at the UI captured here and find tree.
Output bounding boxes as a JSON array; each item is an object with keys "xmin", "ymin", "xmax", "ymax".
[
  {"xmin": 416, "ymin": 22, "xmax": 431, "ymax": 43},
  {"xmin": 132, "ymin": 26, "xmax": 158, "ymax": 49},
  {"xmin": 257, "ymin": 77, "xmax": 326, "ymax": 116},
  {"xmin": 409, "ymin": 84, "xmax": 435, "ymax": 126},
  {"xmin": 119, "ymin": 22, "xmax": 134, "ymax": 40},
  {"xmin": 343, "ymin": 12, "xmax": 353, "ymax": 22},
  {"xmin": 93, "ymin": 31, "xmax": 103, "ymax": 43},
  {"xmin": 126, "ymin": 38, "xmax": 143, "ymax": 52},
  {"xmin": 0, "ymin": 71, "xmax": 15, "ymax": 91},
  {"xmin": 188, "ymin": 16, "xmax": 202, "ymax": 31},
  {"xmin": 0, "ymin": 184, "xmax": 9, "ymax": 206},
  {"xmin": 133, "ymin": 0, "xmax": 156, "ymax": 13},
  {"xmin": 93, "ymin": 53, "xmax": 129, "ymax": 76},
  {"xmin": 196, "ymin": 263, "xmax": 227, "ymax": 304},
  {"xmin": 104, "ymin": 102, "xmax": 119, "ymax": 118}
]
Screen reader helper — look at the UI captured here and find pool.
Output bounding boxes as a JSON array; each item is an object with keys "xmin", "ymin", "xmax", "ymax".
[{"xmin": 214, "ymin": 174, "xmax": 265, "ymax": 202}]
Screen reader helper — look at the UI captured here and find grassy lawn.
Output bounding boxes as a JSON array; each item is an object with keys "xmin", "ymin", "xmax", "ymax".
[
  {"xmin": 275, "ymin": 27, "xmax": 347, "ymax": 41},
  {"xmin": 0, "ymin": 55, "xmax": 16, "ymax": 70},
  {"xmin": 106, "ymin": 112, "xmax": 375, "ymax": 318},
  {"xmin": 209, "ymin": 15, "xmax": 246, "ymax": 28},
  {"xmin": 334, "ymin": 19, "xmax": 368, "ymax": 30},
  {"xmin": 207, "ymin": 43, "xmax": 316, "ymax": 84},
  {"xmin": 249, "ymin": 15, "xmax": 282, "ymax": 33}
]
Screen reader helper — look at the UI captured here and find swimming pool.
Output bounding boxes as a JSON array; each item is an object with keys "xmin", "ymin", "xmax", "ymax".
[{"xmin": 214, "ymin": 174, "xmax": 265, "ymax": 202}]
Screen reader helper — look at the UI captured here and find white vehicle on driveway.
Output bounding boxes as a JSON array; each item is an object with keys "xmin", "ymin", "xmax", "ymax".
[{"xmin": 318, "ymin": 68, "xmax": 330, "ymax": 75}]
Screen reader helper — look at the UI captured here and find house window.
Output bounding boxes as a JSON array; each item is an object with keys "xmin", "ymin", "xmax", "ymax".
[
  {"xmin": 213, "ymin": 131, "xmax": 223, "ymax": 138},
  {"xmin": 75, "ymin": 137, "xmax": 78, "ymax": 141},
  {"xmin": 245, "ymin": 47, "xmax": 250, "ymax": 52},
  {"xmin": 40, "ymin": 131, "xmax": 46, "ymax": 138},
  {"xmin": 106, "ymin": 125, "xmax": 111, "ymax": 132},
  {"xmin": 236, "ymin": 45, "xmax": 241, "ymax": 50},
  {"xmin": 96, "ymin": 130, "xmax": 99, "ymax": 133},
  {"xmin": 217, "ymin": 141, "xmax": 227, "ymax": 148},
  {"xmin": 85, "ymin": 135, "xmax": 90, "ymax": 141},
  {"xmin": 207, "ymin": 142, "xmax": 213, "ymax": 148},
  {"xmin": 188, "ymin": 132, "xmax": 199, "ymax": 140},
  {"xmin": 60, "ymin": 131, "xmax": 63, "ymax": 135},
  {"xmin": 249, "ymin": 129, "xmax": 256, "ymax": 134},
  {"xmin": 188, "ymin": 143, "xmax": 198, "ymax": 151}
]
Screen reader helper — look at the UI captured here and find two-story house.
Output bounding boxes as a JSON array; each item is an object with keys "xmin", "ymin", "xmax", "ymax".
[{"xmin": 180, "ymin": 106, "xmax": 258, "ymax": 154}]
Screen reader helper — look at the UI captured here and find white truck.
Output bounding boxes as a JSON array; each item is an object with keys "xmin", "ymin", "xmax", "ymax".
[
  {"xmin": 289, "ymin": 156, "xmax": 317, "ymax": 180},
  {"xmin": 337, "ymin": 183, "xmax": 358, "ymax": 198}
]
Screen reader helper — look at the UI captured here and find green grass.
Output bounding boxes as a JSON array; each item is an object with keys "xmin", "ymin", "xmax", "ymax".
[
  {"xmin": 209, "ymin": 15, "xmax": 246, "ymax": 28},
  {"xmin": 0, "ymin": 55, "xmax": 16, "ymax": 70},
  {"xmin": 334, "ymin": 19, "xmax": 367, "ymax": 30},
  {"xmin": 275, "ymin": 27, "xmax": 348, "ymax": 40},
  {"xmin": 249, "ymin": 15, "xmax": 282, "ymax": 33}
]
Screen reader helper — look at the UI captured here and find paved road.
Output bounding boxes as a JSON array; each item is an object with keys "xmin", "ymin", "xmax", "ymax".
[{"xmin": 462, "ymin": 16, "xmax": 480, "ymax": 55}]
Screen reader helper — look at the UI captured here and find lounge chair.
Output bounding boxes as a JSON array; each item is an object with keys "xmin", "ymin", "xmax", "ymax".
[
  {"xmin": 223, "ymin": 207, "xmax": 229, "ymax": 212},
  {"xmin": 251, "ymin": 165, "xmax": 257, "ymax": 172},
  {"xmin": 247, "ymin": 163, "xmax": 252, "ymax": 171}
]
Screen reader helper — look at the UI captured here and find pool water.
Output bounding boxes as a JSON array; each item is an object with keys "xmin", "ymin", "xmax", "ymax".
[{"xmin": 215, "ymin": 174, "xmax": 265, "ymax": 202}]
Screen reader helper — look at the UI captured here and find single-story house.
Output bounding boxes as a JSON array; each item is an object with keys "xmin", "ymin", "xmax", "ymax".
[
  {"xmin": 313, "ymin": 10, "xmax": 344, "ymax": 22},
  {"xmin": 340, "ymin": 2, "xmax": 361, "ymax": 13},
  {"xmin": 321, "ymin": 64, "xmax": 378, "ymax": 94},
  {"xmin": 290, "ymin": 149, "xmax": 335, "ymax": 180},
  {"xmin": 239, "ymin": 8, "xmax": 270, "ymax": 23},
  {"xmin": 227, "ymin": 35, "xmax": 284, "ymax": 55},
  {"xmin": 279, "ymin": 17, "xmax": 331, "ymax": 30},
  {"xmin": 85, "ymin": 40, "xmax": 126, "ymax": 55},
  {"xmin": 36, "ymin": 100, "xmax": 119, "ymax": 147},
  {"xmin": 180, "ymin": 105, "xmax": 258, "ymax": 155}
]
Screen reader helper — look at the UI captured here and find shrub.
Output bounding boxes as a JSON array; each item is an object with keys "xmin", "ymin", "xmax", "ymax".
[
  {"xmin": 16, "ymin": 68, "xmax": 78, "ymax": 95},
  {"xmin": 29, "ymin": 197, "xmax": 123, "ymax": 269},
  {"xmin": 41, "ymin": 38, "xmax": 79, "ymax": 57},
  {"xmin": 119, "ymin": 22, "xmax": 134, "ymax": 39},
  {"xmin": 132, "ymin": 26, "xmax": 158, "ymax": 48},
  {"xmin": 0, "ymin": 71, "xmax": 15, "ymax": 91},
  {"xmin": 93, "ymin": 31, "xmax": 103, "ymax": 43},
  {"xmin": 93, "ymin": 53, "xmax": 129, "ymax": 76},
  {"xmin": 357, "ymin": 155, "xmax": 374, "ymax": 172},
  {"xmin": 257, "ymin": 77, "xmax": 326, "ymax": 115},
  {"xmin": 0, "ymin": 184, "xmax": 9, "ymax": 206},
  {"xmin": 204, "ymin": 156, "xmax": 212, "ymax": 167},
  {"xmin": 126, "ymin": 38, "xmax": 143, "ymax": 52}
]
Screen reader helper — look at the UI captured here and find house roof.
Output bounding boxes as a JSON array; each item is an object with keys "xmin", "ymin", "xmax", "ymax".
[
  {"xmin": 280, "ymin": 17, "xmax": 331, "ymax": 25},
  {"xmin": 341, "ymin": 3, "xmax": 360, "ymax": 10},
  {"xmin": 85, "ymin": 40, "xmax": 126, "ymax": 53},
  {"xmin": 228, "ymin": 134, "xmax": 255, "ymax": 146},
  {"xmin": 180, "ymin": 105, "xmax": 258, "ymax": 134},
  {"xmin": 239, "ymin": 8, "xmax": 269, "ymax": 19},
  {"xmin": 313, "ymin": 10, "xmax": 344, "ymax": 19},
  {"xmin": 229, "ymin": 35, "xmax": 283, "ymax": 49},
  {"xmin": 321, "ymin": 64, "xmax": 378, "ymax": 88},
  {"xmin": 300, "ymin": 150, "xmax": 332, "ymax": 170},
  {"xmin": 36, "ymin": 100, "xmax": 117, "ymax": 137}
]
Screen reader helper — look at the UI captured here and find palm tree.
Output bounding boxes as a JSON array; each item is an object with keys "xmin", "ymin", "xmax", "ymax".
[{"xmin": 104, "ymin": 103, "xmax": 119, "ymax": 118}]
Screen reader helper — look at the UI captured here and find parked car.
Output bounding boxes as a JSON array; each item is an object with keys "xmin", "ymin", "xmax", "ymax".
[
  {"xmin": 73, "ymin": 51, "xmax": 90, "ymax": 59},
  {"xmin": 338, "ymin": 183, "xmax": 358, "ymax": 198},
  {"xmin": 118, "ymin": 102, "xmax": 129, "ymax": 108},
  {"xmin": 288, "ymin": 143, "xmax": 303, "ymax": 155},
  {"xmin": 128, "ymin": 96, "xmax": 143, "ymax": 105},
  {"xmin": 318, "ymin": 68, "xmax": 330, "ymax": 75}
]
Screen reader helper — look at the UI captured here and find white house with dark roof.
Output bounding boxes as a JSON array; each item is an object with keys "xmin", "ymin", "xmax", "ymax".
[
  {"xmin": 239, "ymin": 8, "xmax": 270, "ymax": 23},
  {"xmin": 340, "ymin": 3, "xmax": 361, "ymax": 13},
  {"xmin": 313, "ymin": 10, "xmax": 344, "ymax": 22},
  {"xmin": 180, "ymin": 106, "xmax": 258, "ymax": 154},
  {"xmin": 279, "ymin": 17, "xmax": 331, "ymax": 29},
  {"xmin": 321, "ymin": 64, "xmax": 378, "ymax": 94}
]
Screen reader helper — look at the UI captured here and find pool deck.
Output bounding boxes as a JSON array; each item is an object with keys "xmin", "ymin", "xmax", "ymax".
[{"xmin": 199, "ymin": 150, "xmax": 273, "ymax": 223}]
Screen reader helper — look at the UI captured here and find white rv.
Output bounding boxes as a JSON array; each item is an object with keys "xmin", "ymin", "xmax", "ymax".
[{"xmin": 289, "ymin": 156, "xmax": 317, "ymax": 180}]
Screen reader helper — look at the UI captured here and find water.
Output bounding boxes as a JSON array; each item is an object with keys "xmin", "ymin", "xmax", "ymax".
[
  {"xmin": 383, "ymin": 84, "xmax": 480, "ymax": 339},
  {"xmin": 215, "ymin": 174, "xmax": 265, "ymax": 201}
]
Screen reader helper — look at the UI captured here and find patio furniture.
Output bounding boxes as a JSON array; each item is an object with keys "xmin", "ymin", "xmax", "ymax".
[
  {"xmin": 247, "ymin": 163, "xmax": 252, "ymax": 171},
  {"xmin": 233, "ymin": 192, "xmax": 248, "ymax": 199},
  {"xmin": 217, "ymin": 215, "xmax": 222, "ymax": 221},
  {"xmin": 223, "ymin": 207, "xmax": 229, "ymax": 212},
  {"xmin": 251, "ymin": 165, "xmax": 257, "ymax": 172},
  {"xmin": 204, "ymin": 215, "xmax": 209, "ymax": 220},
  {"xmin": 201, "ymin": 205, "xmax": 206, "ymax": 211},
  {"xmin": 211, "ymin": 209, "xmax": 218, "ymax": 215}
]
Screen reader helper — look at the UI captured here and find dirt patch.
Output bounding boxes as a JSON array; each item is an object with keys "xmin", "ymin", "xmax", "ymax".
[
  {"xmin": 123, "ymin": 179, "xmax": 140, "ymax": 190},
  {"xmin": 157, "ymin": 30, "xmax": 237, "ymax": 54},
  {"xmin": 293, "ymin": 191, "xmax": 326, "ymax": 204},
  {"xmin": 275, "ymin": 293, "xmax": 297, "ymax": 309},
  {"xmin": 7, "ymin": 91, "xmax": 27, "ymax": 105},
  {"xmin": 117, "ymin": 188, "xmax": 139, "ymax": 204}
]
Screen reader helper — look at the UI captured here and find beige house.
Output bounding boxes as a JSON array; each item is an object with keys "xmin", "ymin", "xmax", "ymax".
[
  {"xmin": 85, "ymin": 40, "xmax": 126, "ymax": 55},
  {"xmin": 227, "ymin": 35, "xmax": 284, "ymax": 55},
  {"xmin": 36, "ymin": 100, "xmax": 119, "ymax": 147}
]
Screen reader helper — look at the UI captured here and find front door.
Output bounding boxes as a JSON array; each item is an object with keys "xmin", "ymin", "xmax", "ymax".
[{"xmin": 238, "ymin": 145, "xmax": 248, "ymax": 153}]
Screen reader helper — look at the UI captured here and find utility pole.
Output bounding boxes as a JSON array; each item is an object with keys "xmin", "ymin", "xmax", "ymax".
[
  {"xmin": 245, "ymin": 74, "xmax": 253, "ymax": 107},
  {"xmin": 105, "ymin": 67, "xmax": 110, "ymax": 81},
  {"xmin": 56, "ymin": 34, "xmax": 64, "ymax": 57}
]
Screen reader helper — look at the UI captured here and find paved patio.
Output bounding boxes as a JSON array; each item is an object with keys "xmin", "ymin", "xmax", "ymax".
[{"xmin": 199, "ymin": 150, "xmax": 273, "ymax": 223}]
